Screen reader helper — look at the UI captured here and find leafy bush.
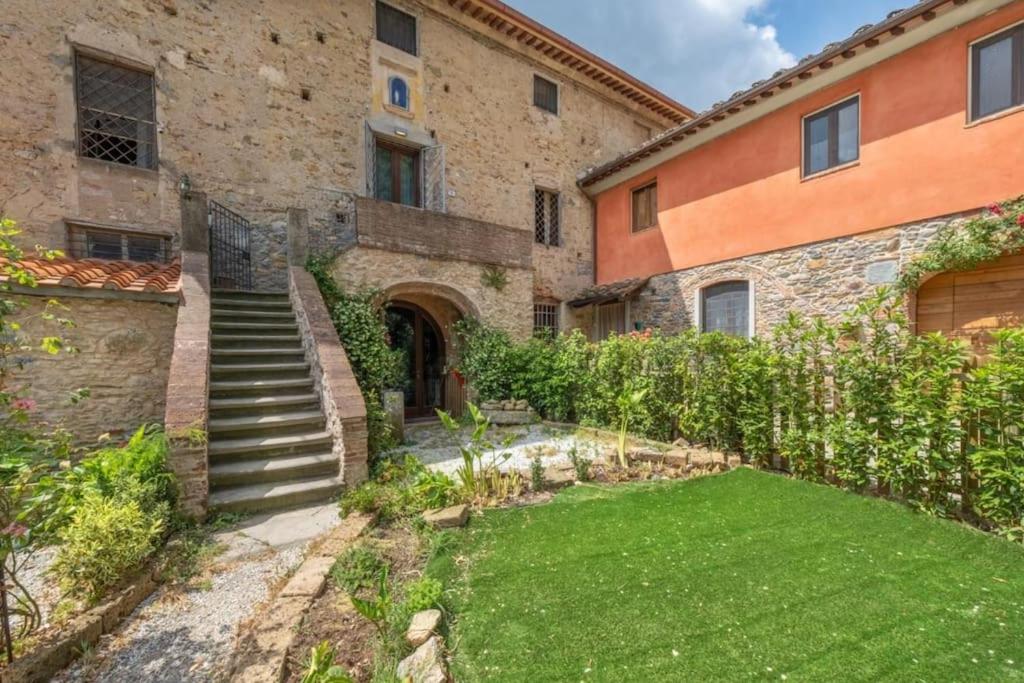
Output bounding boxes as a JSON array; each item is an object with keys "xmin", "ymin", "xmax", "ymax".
[
  {"xmin": 339, "ymin": 454, "xmax": 457, "ymax": 520},
  {"xmin": 51, "ymin": 493, "xmax": 163, "ymax": 599},
  {"xmin": 307, "ymin": 256, "xmax": 403, "ymax": 458},
  {"xmin": 401, "ymin": 576, "xmax": 443, "ymax": 614},
  {"xmin": 331, "ymin": 543, "xmax": 386, "ymax": 593}
]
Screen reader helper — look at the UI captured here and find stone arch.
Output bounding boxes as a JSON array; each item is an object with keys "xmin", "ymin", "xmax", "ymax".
[
  {"xmin": 379, "ymin": 281, "xmax": 480, "ymax": 321},
  {"xmin": 678, "ymin": 262, "xmax": 802, "ymax": 336}
]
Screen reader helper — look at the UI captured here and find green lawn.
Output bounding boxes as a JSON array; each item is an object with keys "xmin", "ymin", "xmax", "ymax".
[{"xmin": 428, "ymin": 469, "xmax": 1024, "ymax": 682}]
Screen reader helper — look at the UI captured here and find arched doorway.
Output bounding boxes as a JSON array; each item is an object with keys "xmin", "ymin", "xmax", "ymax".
[{"xmin": 386, "ymin": 302, "xmax": 446, "ymax": 419}]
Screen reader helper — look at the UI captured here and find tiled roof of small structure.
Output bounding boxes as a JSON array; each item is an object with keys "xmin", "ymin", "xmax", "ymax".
[
  {"xmin": 579, "ymin": 0, "xmax": 958, "ymax": 187},
  {"xmin": 569, "ymin": 277, "xmax": 650, "ymax": 307},
  {"xmin": 0, "ymin": 256, "xmax": 181, "ymax": 295}
]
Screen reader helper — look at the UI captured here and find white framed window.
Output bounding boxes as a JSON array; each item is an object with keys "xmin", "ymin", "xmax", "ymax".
[{"xmin": 695, "ymin": 280, "xmax": 755, "ymax": 339}]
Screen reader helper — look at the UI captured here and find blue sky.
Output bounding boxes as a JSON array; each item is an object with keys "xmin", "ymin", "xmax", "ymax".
[{"xmin": 505, "ymin": 0, "xmax": 902, "ymax": 111}]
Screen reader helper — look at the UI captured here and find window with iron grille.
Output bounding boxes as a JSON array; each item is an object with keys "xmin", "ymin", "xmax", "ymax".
[
  {"xmin": 533, "ymin": 75, "xmax": 558, "ymax": 114},
  {"xmin": 631, "ymin": 181, "xmax": 657, "ymax": 232},
  {"xmin": 75, "ymin": 53, "xmax": 156, "ymax": 170},
  {"xmin": 534, "ymin": 188, "xmax": 560, "ymax": 246},
  {"xmin": 533, "ymin": 302, "xmax": 559, "ymax": 336},
  {"xmin": 376, "ymin": 1, "xmax": 418, "ymax": 56},
  {"xmin": 701, "ymin": 280, "xmax": 750, "ymax": 338},
  {"xmin": 67, "ymin": 224, "xmax": 171, "ymax": 263}
]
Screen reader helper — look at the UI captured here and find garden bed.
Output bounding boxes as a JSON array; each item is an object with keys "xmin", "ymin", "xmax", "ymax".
[{"xmin": 428, "ymin": 468, "xmax": 1024, "ymax": 681}]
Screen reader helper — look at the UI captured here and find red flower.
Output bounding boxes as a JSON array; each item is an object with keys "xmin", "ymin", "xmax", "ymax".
[
  {"xmin": 1017, "ymin": 214, "xmax": 1024, "ymax": 227},
  {"xmin": 1, "ymin": 523, "xmax": 28, "ymax": 539},
  {"xmin": 12, "ymin": 398, "xmax": 36, "ymax": 412},
  {"xmin": 988, "ymin": 203, "xmax": 1004, "ymax": 216}
]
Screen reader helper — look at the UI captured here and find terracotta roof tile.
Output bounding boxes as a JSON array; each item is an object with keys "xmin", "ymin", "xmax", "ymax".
[
  {"xmin": 0, "ymin": 256, "xmax": 181, "ymax": 296},
  {"xmin": 569, "ymin": 277, "xmax": 649, "ymax": 307}
]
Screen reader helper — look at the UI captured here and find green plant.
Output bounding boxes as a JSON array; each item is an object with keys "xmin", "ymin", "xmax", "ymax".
[
  {"xmin": 401, "ymin": 576, "xmax": 443, "ymax": 613},
  {"xmin": 350, "ymin": 567, "xmax": 393, "ymax": 638},
  {"xmin": 307, "ymin": 256, "xmax": 403, "ymax": 459},
  {"xmin": 615, "ymin": 387, "xmax": 648, "ymax": 468},
  {"xmin": 568, "ymin": 446, "xmax": 591, "ymax": 482},
  {"xmin": 301, "ymin": 641, "xmax": 354, "ymax": 683},
  {"xmin": 480, "ymin": 264, "xmax": 508, "ymax": 291},
  {"xmin": 437, "ymin": 403, "xmax": 515, "ymax": 504},
  {"xmin": 51, "ymin": 493, "xmax": 163, "ymax": 600},
  {"xmin": 529, "ymin": 456, "xmax": 544, "ymax": 491},
  {"xmin": 331, "ymin": 543, "xmax": 386, "ymax": 593}
]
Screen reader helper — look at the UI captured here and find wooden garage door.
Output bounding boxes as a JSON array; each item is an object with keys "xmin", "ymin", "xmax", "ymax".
[{"xmin": 916, "ymin": 253, "xmax": 1024, "ymax": 350}]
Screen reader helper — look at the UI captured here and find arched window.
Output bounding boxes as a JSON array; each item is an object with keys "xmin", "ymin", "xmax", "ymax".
[
  {"xmin": 389, "ymin": 76, "xmax": 409, "ymax": 110},
  {"xmin": 699, "ymin": 280, "xmax": 752, "ymax": 338}
]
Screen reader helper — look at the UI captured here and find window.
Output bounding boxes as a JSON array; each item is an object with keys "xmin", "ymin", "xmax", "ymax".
[
  {"xmin": 376, "ymin": 2, "xmax": 417, "ymax": 56},
  {"xmin": 389, "ymin": 76, "xmax": 409, "ymax": 110},
  {"xmin": 700, "ymin": 281, "xmax": 751, "ymax": 338},
  {"xmin": 802, "ymin": 96, "xmax": 859, "ymax": 177},
  {"xmin": 631, "ymin": 181, "xmax": 657, "ymax": 232},
  {"xmin": 68, "ymin": 224, "xmax": 171, "ymax": 263},
  {"xmin": 374, "ymin": 139, "xmax": 420, "ymax": 207},
  {"xmin": 971, "ymin": 24, "xmax": 1023, "ymax": 121},
  {"xmin": 534, "ymin": 189, "xmax": 560, "ymax": 246},
  {"xmin": 74, "ymin": 53, "xmax": 156, "ymax": 169},
  {"xmin": 533, "ymin": 302, "xmax": 559, "ymax": 336},
  {"xmin": 533, "ymin": 75, "xmax": 558, "ymax": 114}
]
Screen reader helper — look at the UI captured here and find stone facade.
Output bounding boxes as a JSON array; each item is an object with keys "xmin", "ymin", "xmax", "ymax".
[
  {"xmin": 12, "ymin": 293, "xmax": 178, "ymax": 442},
  {"xmin": 1, "ymin": 0, "xmax": 675, "ymax": 313},
  {"xmin": 630, "ymin": 214, "xmax": 960, "ymax": 336}
]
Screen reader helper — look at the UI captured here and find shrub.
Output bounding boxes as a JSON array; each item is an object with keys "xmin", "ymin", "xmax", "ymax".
[
  {"xmin": 401, "ymin": 576, "xmax": 443, "ymax": 613},
  {"xmin": 51, "ymin": 493, "xmax": 163, "ymax": 599},
  {"xmin": 331, "ymin": 543, "xmax": 386, "ymax": 593}
]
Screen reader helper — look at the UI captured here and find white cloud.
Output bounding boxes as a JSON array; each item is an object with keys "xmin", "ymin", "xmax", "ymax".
[{"xmin": 509, "ymin": 0, "xmax": 797, "ymax": 111}]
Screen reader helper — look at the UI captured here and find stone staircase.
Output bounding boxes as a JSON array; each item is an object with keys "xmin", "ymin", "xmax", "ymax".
[{"xmin": 208, "ymin": 290, "xmax": 342, "ymax": 514}]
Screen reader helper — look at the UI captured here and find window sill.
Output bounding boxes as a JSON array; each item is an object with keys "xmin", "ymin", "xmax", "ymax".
[
  {"xmin": 383, "ymin": 103, "xmax": 414, "ymax": 119},
  {"xmin": 630, "ymin": 223, "xmax": 659, "ymax": 236},
  {"xmin": 77, "ymin": 155, "xmax": 159, "ymax": 178},
  {"xmin": 800, "ymin": 159, "xmax": 859, "ymax": 183},
  {"xmin": 965, "ymin": 103, "xmax": 1024, "ymax": 128}
]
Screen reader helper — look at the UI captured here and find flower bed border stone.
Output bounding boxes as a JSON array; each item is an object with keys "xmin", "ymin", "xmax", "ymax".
[{"xmin": 0, "ymin": 564, "xmax": 160, "ymax": 683}]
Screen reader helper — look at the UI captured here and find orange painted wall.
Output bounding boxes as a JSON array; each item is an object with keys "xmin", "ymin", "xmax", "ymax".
[{"xmin": 594, "ymin": 3, "xmax": 1024, "ymax": 285}]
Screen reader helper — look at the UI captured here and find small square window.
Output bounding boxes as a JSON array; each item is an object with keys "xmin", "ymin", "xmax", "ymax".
[
  {"xmin": 631, "ymin": 181, "xmax": 657, "ymax": 232},
  {"xmin": 376, "ymin": 2, "xmax": 417, "ymax": 56},
  {"xmin": 534, "ymin": 188, "xmax": 560, "ymax": 246},
  {"xmin": 533, "ymin": 75, "xmax": 558, "ymax": 114},
  {"xmin": 533, "ymin": 302, "xmax": 559, "ymax": 336},
  {"xmin": 802, "ymin": 96, "xmax": 859, "ymax": 177},
  {"xmin": 970, "ymin": 24, "xmax": 1024, "ymax": 121},
  {"xmin": 75, "ymin": 53, "xmax": 157, "ymax": 169}
]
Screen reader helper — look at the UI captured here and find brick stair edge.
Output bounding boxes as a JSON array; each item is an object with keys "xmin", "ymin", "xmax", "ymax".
[
  {"xmin": 226, "ymin": 512, "xmax": 376, "ymax": 683},
  {"xmin": 287, "ymin": 266, "xmax": 369, "ymax": 488}
]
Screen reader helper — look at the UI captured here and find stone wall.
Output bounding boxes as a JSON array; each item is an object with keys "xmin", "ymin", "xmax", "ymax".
[
  {"xmin": 1, "ymin": 0, "xmax": 671, "ymax": 299},
  {"xmin": 632, "ymin": 214, "xmax": 960, "ymax": 336},
  {"xmin": 330, "ymin": 246, "xmax": 533, "ymax": 340},
  {"xmin": 12, "ymin": 293, "xmax": 178, "ymax": 442}
]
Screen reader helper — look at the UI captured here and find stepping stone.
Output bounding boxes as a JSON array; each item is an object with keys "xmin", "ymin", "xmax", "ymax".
[
  {"xmin": 423, "ymin": 504, "xmax": 469, "ymax": 528},
  {"xmin": 543, "ymin": 465, "xmax": 574, "ymax": 489},
  {"xmin": 406, "ymin": 609, "xmax": 442, "ymax": 647}
]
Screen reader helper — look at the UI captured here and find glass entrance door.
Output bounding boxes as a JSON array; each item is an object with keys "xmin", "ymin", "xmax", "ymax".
[{"xmin": 386, "ymin": 304, "xmax": 445, "ymax": 419}]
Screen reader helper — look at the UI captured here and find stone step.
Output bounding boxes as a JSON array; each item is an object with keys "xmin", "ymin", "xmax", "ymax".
[
  {"xmin": 209, "ymin": 475, "xmax": 343, "ymax": 514},
  {"xmin": 209, "ymin": 452, "xmax": 337, "ymax": 487},
  {"xmin": 208, "ymin": 430, "xmax": 334, "ymax": 460},
  {"xmin": 210, "ymin": 393, "xmax": 320, "ymax": 413},
  {"xmin": 211, "ymin": 334, "xmax": 302, "ymax": 348},
  {"xmin": 209, "ymin": 410, "xmax": 325, "ymax": 436},
  {"xmin": 211, "ymin": 348, "xmax": 306, "ymax": 364},
  {"xmin": 211, "ymin": 298, "xmax": 293, "ymax": 312},
  {"xmin": 210, "ymin": 377, "xmax": 314, "ymax": 397},
  {"xmin": 212, "ymin": 289, "xmax": 289, "ymax": 301},
  {"xmin": 210, "ymin": 362, "xmax": 311, "ymax": 379},
  {"xmin": 212, "ymin": 308, "xmax": 295, "ymax": 320},
  {"xmin": 211, "ymin": 321, "xmax": 300, "ymax": 334}
]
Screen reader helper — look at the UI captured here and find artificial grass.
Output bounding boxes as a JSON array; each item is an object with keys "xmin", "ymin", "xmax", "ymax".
[{"xmin": 427, "ymin": 469, "xmax": 1024, "ymax": 682}]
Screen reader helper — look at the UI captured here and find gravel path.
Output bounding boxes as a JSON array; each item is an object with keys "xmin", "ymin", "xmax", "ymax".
[
  {"xmin": 52, "ymin": 504, "xmax": 340, "ymax": 682},
  {"xmin": 388, "ymin": 422, "xmax": 607, "ymax": 475}
]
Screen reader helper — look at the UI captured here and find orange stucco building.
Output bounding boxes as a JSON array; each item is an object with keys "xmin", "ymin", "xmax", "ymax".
[{"xmin": 574, "ymin": 0, "xmax": 1024, "ymax": 344}]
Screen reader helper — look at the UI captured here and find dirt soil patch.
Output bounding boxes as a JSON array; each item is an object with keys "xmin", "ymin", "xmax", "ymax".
[{"xmin": 285, "ymin": 523, "xmax": 425, "ymax": 682}]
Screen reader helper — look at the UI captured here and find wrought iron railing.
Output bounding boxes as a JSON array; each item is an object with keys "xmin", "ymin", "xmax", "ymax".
[{"xmin": 208, "ymin": 201, "xmax": 253, "ymax": 290}]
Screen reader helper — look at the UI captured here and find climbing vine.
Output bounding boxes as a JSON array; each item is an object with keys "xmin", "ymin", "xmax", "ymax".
[{"xmin": 898, "ymin": 196, "xmax": 1024, "ymax": 292}]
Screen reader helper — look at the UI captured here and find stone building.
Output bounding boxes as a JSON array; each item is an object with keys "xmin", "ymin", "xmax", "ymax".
[
  {"xmin": 0, "ymin": 0, "xmax": 689, "ymax": 514},
  {"xmin": 579, "ymin": 0, "xmax": 1024, "ymax": 348}
]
